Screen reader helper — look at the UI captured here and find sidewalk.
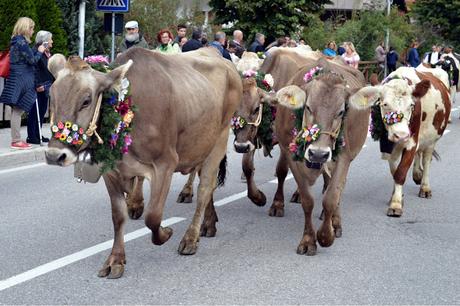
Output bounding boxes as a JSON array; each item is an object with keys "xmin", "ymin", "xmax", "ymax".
[{"xmin": 0, "ymin": 124, "xmax": 51, "ymax": 170}]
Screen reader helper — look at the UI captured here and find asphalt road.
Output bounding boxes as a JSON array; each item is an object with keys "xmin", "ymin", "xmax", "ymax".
[{"xmin": 0, "ymin": 108, "xmax": 459, "ymax": 304}]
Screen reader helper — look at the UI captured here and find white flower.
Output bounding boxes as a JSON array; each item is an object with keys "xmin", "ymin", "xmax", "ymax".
[
  {"xmin": 121, "ymin": 78, "xmax": 130, "ymax": 90},
  {"xmin": 264, "ymin": 74, "xmax": 274, "ymax": 87},
  {"xmin": 72, "ymin": 124, "xmax": 78, "ymax": 131},
  {"xmin": 118, "ymin": 91, "xmax": 125, "ymax": 102}
]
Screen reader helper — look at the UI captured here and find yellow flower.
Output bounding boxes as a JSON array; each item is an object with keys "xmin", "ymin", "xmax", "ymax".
[
  {"xmin": 65, "ymin": 121, "xmax": 72, "ymax": 128},
  {"xmin": 59, "ymin": 134, "xmax": 66, "ymax": 141},
  {"xmin": 123, "ymin": 110, "xmax": 134, "ymax": 125}
]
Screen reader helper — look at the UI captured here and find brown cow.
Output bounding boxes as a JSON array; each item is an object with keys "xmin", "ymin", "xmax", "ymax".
[
  {"xmin": 268, "ymin": 57, "xmax": 379, "ymax": 254},
  {"xmin": 368, "ymin": 67, "xmax": 451, "ymax": 217},
  {"xmin": 45, "ymin": 47, "xmax": 242, "ymax": 278}
]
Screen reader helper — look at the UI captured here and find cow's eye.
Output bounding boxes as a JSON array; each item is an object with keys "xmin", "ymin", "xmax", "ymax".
[
  {"xmin": 305, "ymin": 105, "xmax": 312, "ymax": 113},
  {"xmin": 81, "ymin": 98, "xmax": 91, "ymax": 109},
  {"xmin": 336, "ymin": 110, "xmax": 345, "ymax": 118},
  {"xmin": 382, "ymin": 102, "xmax": 389, "ymax": 108},
  {"xmin": 253, "ymin": 106, "xmax": 260, "ymax": 115}
]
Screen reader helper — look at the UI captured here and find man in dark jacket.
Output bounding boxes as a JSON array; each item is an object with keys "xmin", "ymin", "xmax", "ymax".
[
  {"xmin": 248, "ymin": 33, "xmax": 265, "ymax": 53},
  {"xmin": 182, "ymin": 29, "xmax": 203, "ymax": 53},
  {"xmin": 232, "ymin": 30, "xmax": 245, "ymax": 58},
  {"xmin": 209, "ymin": 32, "xmax": 232, "ymax": 61}
]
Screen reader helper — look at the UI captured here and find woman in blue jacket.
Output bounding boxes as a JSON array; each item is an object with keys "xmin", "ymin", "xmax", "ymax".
[{"xmin": 0, "ymin": 17, "xmax": 46, "ymax": 149}]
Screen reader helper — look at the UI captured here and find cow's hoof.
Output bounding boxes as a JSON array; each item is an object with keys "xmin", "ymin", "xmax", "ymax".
[
  {"xmin": 248, "ymin": 190, "xmax": 267, "ymax": 207},
  {"xmin": 176, "ymin": 192, "xmax": 193, "ymax": 203},
  {"xmin": 297, "ymin": 242, "xmax": 317, "ymax": 256},
  {"xmin": 418, "ymin": 188, "xmax": 432, "ymax": 199},
  {"xmin": 178, "ymin": 237, "xmax": 198, "ymax": 255},
  {"xmin": 334, "ymin": 225, "xmax": 343, "ymax": 238},
  {"xmin": 127, "ymin": 205, "xmax": 144, "ymax": 220},
  {"xmin": 268, "ymin": 201, "xmax": 284, "ymax": 217},
  {"xmin": 290, "ymin": 191, "xmax": 301, "ymax": 203},
  {"xmin": 151, "ymin": 226, "xmax": 173, "ymax": 245},
  {"xmin": 413, "ymin": 176, "xmax": 422, "ymax": 185},
  {"xmin": 387, "ymin": 207, "xmax": 403, "ymax": 217},
  {"xmin": 200, "ymin": 222, "xmax": 217, "ymax": 238},
  {"xmin": 98, "ymin": 255, "xmax": 126, "ymax": 279},
  {"xmin": 317, "ymin": 224, "xmax": 335, "ymax": 247}
]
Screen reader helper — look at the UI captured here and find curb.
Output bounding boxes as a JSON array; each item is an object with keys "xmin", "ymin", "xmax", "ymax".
[{"xmin": 0, "ymin": 146, "xmax": 46, "ymax": 170}]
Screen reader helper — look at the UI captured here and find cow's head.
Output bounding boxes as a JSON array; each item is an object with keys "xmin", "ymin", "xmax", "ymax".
[
  {"xmin": 231, "ymin": 71, "xmax": 274, "ymax": 153},
  {"xmin": 45, "ymin": 55, "xmax": 132, "ymax": 166},
  {"xmin": 274, "ymin": 66, "xmax": 379, "ymax": 164}
]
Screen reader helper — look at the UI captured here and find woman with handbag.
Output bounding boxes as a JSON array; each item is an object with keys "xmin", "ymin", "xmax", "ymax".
[{"xmin": 0, "ymin": 17, "xmax": 46, "ymax": 150}]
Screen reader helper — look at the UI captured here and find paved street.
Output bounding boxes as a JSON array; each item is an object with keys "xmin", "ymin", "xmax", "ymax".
[{"xmin": 0, "ymin": 108, "xmax": 459, "ymax": 304}]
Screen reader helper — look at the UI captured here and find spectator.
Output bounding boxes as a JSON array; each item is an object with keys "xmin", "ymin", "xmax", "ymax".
[
  {"xmin": 341, "ymin": 42, "xmax": 360, "ymax": 69},
  {"xmin": 299, "ymin": 39, "xmax": 306, "ymax": 45},
  {"xmin": 375, "ymin": 41, "xmax": 386, "ymax": 70},
  {"xmin": 174, "ymin": 24, "xmax": 187, "ymax": 45},
  {"xmin": 248, "ymin": 33, "xmax": 265, "ymax": 53},
  {"xmin": 266, "ymin": 37, "xmax": 286, "ymax": 50},
  {"xmin": 209, "ymin": 32, "xmax": 231, "ymax": 61},
  {"xmin": 386, "ymin": 46, "xmax": 399, "ymax": 73},
  {"xmin": 201, "ymin": 32, "xmax": 208, "ymax": 46},
  {"xmin": 423, "ymin": 44, "xmax": 441, "ymax": 67},
  {"xmin": 323, "ymin": 41, "xmax": 337, "ymax": 57},
  {"xmin": 26, "ymin": 30, "xmax": 54, "ymax": 145},
  {"xmin": 406, "ymin": 41, "xmax": 420, "ymax": 68},
  {"xmin": 288, "ymin": 40, "xmax": 297, "ymax": 48},
  {"xmin": 118, "ymin": 20, "xmax": 149, "ymax": 53},
  {"xmin": 156, "ymin": 29, "xmax": 180, "ymax": 54},
  {"xmin": 0, "ymin": 17, "xmax": 46, "ymax": 150},
  {"xmin": 179, "ymin": 36, "xmax": 188, "ymax": 50},
  {"xmin": 182, "ymin": 28, "xmax": 203, "ymax": 52},
  {"xmin": 232, "ymin": 30, "xmax": 245, "ymax": 58},
  {"xmin": 437, "ymin": 45, "xmax": 459, "ymax": 90}
]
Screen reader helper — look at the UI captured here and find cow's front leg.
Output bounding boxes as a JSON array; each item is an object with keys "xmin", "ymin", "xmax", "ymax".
[
  {"xmin": 296, "ymin": 183, "xmax": 317, "ymax": 256},
  {"xmin": 243, "ymin": 150, "xmax": 266, "ymax": 206},
  {"xmin": 200, "ymin": 194, "xmax": 218, "ymax": 237},
  {"xmin": 388, "ymin": 147, "xmax": 417, "ymax": 217},
  {"xmin": 178, "ymin": 131, "xmax": 228, "ymax": 255},
  {"xmin": 98, "ymin": 172, "xmax": 129, "ymax": 279},
  {"xmin": 126, "ymin": 176, "xmax": 145, "ymax": 219},
  {"xmin": 269, "ymin": 150, "xmax": 289, "ymax": 217},
  {"xmin": 177, "ymin": 169, "xmax": 197, "ymax": 203},
  {"xmin": 418, "ymin": 148, "xmax": 434, "ymax": 198},
  {"xmin": 317, "ymin": 158, "xmax": 351, "ymax": 248},
  {"xmin": 145, "ymin": 158, "xmax": 177, "ymax": 246}
]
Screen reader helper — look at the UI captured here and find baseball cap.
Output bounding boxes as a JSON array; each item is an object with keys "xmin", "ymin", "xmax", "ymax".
[{"xmin": 125, "ymin": 21, "xmax": 138, "ymax": 29}]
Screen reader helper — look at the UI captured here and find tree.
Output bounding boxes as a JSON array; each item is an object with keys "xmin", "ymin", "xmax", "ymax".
[
  {"xmin": 411, "ymin": 0, "xmax": 460, "ymax": 51},
  {"xmin": 35, "ymin": 0, "xmax": 68, "ymax": 55},
  {"xmin": 0, "ymin": 0, "xmax": 37, "ymax": 50},
  {"xmin": 209, "ymin": 0, "xmax": 332, "ymax": 43}
]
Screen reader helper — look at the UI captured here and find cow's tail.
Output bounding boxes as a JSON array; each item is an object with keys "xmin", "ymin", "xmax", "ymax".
[
  {"xmin": 217, "ymin": 155, "xmax": 227, "ymax": 187},
  {"xmin": 432, "ymin": 150, "xmax": 441, "ymax": 161}
]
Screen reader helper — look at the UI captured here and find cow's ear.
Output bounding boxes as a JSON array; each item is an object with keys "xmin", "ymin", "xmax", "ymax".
[
  {"xmin": 48, "ymin": 54, "xmax": 66, "ymax": 78},
  {"xmin": 258, "ymin": 89, "xmax": 277, "ymax": 105},
  {"xmin": 275, "ymin": 85, "xmax": 306, "ymax": 109},
  {"xmin": 349, "ymin": 86, "xmax": 381, "ymax": 109},
  {"xmin": 101, "ymin": 60, "xmax": 133, "ymax": 91}
]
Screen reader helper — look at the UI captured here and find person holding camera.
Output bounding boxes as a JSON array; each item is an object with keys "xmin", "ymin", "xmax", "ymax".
[
  {"xmin": 26, "ymin": 30, "xmax": 54, "ymax": 144},
  {"xmin": 0, "ymin": 17, "xmax": 46, "ymax": 150}
]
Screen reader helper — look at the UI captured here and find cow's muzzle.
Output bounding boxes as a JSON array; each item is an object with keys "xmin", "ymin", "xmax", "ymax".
[
  {"xmin": 234, "ymin": 140, "xmax": 255, "ymax": 154},
  {"xmin": 305, "ymin": 147, "xmax": 331, "ymax": 164},
  {"xmin": 45, "ymin": 147, "xmax": 77, "ymax": 167}
]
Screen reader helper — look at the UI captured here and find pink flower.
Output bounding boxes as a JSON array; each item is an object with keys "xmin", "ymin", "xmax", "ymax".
[
  {"xmin": 289, "ymin": 142, "xmax": 298, "ymax": 153},
  {"xmin": 84, "ymin": 55, "xmax": 109, "ymax": 65},
  {"xmin": 124, "ymin": 134, "xmax": 132, "ymax": 146}
]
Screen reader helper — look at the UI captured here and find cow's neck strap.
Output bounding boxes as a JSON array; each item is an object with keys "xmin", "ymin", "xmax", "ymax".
[{"xmin": 85, "ymin": 94, "xmax": 104, "ymax": 144}]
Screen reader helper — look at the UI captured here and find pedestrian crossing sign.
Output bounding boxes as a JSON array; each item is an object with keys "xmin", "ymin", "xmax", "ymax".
[{"xmin": 96, "ymin": 0, "xmax": 130, "ymax": 13}]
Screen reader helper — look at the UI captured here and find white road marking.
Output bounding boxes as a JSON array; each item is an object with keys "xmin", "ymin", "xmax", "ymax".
[
  {"xmin": 0, "ymin": 162, "xmax": 47, "ymax": 175},
  {"xmin": 269, "ymin": 173, "xmax": 293, "ymax": 184},
  {"xmin": 0, "ymin": 217, "xmax": 185, "ymax": 292},
  {"xmin": 451, "ymin": 107, "xmax": 458, "ymax": 111},
  {"xmin": 444, "ymin": 129, "xmax": 450, "ymax": 135}
]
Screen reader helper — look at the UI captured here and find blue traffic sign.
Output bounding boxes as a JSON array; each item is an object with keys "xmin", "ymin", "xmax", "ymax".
[{"xmin": 96, "ymin": 0, "xmax": 130, "ymax": 13}]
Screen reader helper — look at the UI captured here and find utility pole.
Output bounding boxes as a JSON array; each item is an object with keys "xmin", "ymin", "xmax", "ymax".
[
  {"xmin": 384, "ymin": 0, "xmax": 393, "ymax": 77},
  {"xmin": 78, "ymin": 0, "xmax": 86, "ymax": 58}
]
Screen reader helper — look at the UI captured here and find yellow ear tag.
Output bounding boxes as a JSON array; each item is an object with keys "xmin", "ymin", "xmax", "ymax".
[
  {"xmin": 358, "ymin": 95, "xmax": 368, "ymax": 107},
  {"xmin": 289, "ymin": 96, "xmax": 297, "ymax": 106}
]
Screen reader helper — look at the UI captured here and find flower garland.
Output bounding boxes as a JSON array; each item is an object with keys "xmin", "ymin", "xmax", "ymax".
[
  {"xmin": 303, "ymin": 66, "xmax": 324, "ymax": 83},
  {"xmin": 383, "ymin": 111, "xmax": 404, "ymax": 125},
  {"xmin": 85, "ymin": 56, "xmax": 137, "ymax": 173},
  {"xmin": 51, "ymin": 121, "xmax": 87, "ymax": 145},
  {"xmin": 256, "ymin": 51, "xmax": 266, "ymax": 59},
  {"xmin": 289, "ymin": 124, "xmax": 321, "ymax": 161},
  {"xmin": 230, "ymin": 116, "xmax": 247, "ymax": 130}
]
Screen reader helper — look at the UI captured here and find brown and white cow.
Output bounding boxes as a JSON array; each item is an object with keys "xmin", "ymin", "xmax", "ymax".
[
  {"xmin": 369, "ymin": 67, "xmax": 451, "ymax": 217},
  {"xmin": 267, "ymin": 58, "xmax": 378, "ymax": 254},
  {"xmin": 45, "ymin": 47, "xmax": 242, "ymax": 278}
]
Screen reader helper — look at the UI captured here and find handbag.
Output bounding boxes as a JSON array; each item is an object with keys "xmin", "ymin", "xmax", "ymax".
[{"xmin": 0, "ymin": 50, "xmax": 10, "ymax": 78}]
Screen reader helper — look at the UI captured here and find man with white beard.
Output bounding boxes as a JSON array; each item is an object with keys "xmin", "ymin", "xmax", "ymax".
[{"xmin": 118, "ymin": 20, "xmax": 149, "ymax": 53}]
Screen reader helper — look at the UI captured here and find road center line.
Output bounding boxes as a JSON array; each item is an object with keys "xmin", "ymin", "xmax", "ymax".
[
  {"xmin": 0, "ymin": 217, "xmax": 185, "ymax": 292},
  {"xmin": 0, "ymin": 162, "xmax": 47, "ymax": 175}
]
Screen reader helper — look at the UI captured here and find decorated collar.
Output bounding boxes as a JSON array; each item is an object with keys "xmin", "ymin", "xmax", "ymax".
[{"xmin": 383, "ymin": 111, "xmax": 404, "ymax": 125}]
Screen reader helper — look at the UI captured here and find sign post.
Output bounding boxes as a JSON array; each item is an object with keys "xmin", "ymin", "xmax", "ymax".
[{"xmin": 96, "ymin": 0, "xmax": 130, "ymax": 62}]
